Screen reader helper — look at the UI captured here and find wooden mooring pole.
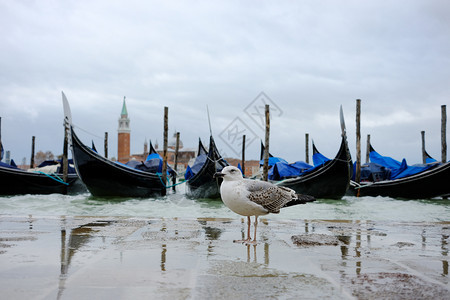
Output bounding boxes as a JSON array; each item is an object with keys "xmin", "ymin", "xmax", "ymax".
[
  {"xmin": 30, "ymin": 136, "xmax": 35, "ymax": 168},
  {"xmin": 442, "ymin": 105, "xmax": 447, "ymax": 163},
  {"xmin": 355, "ymin": 99, "xmax": 361, "ymax": 184},
  {"xmin": 421, "ymin": 131, "xmax": 426, "ymax": 164},
  {"xmin": 162, "ymin": 107, "xmax": 169, "ymax": 191},
  {"xmin": 365, "ymin": 134, "xmax": 371, "ymax": 164},
  {"xmin": 172, "ymin": 132, "xmax": 180, "ymax": 192},
  {"xmin": 241, "ymin": 135, "xmax": 246, "ymax": 177},
  {"xmin": 104, "ymin": 132, "xmax": 108, "ymax": 159},
  {"xmin": 262, "ymin": 104, "xmax": 270, "ymax": 181},
  {"xmin": 305, "ymin": 133, "xmax": 309, "ymax": 164}
]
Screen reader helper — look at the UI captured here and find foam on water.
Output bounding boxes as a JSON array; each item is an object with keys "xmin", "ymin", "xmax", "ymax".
[{"xmin": 0, "ymin": 192, "xmax": 449, "ymax": 222}]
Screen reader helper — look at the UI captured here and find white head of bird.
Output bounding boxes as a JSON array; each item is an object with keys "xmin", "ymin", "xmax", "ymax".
[{"xmin": 216, "ymin": 166, "xmax": 243, "ymax": 181}]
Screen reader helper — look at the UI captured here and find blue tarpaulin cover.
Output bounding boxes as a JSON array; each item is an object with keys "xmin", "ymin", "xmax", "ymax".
[
  {"xmin": 269, "ymin": 161, "xmax": 313, "ymax": 180},
  {"xmin": 120, "ymin": 152, "xmax": 175, "ymax": 177},
  {"xmin": 353, "ymin": 162, "xmax": 391, "ymax": 182},
  {"xmin": 144, "ymin": 152, "xmax": 175, "ymax": 176},
  {"xmin": 369, "ymin": 148, "xmax": 438, "ymax": 180},
  {"xmin": 259, "ymin": 156, "xmax": 288, "ymax": 167},
  {"xmin": 9, "ymin": 159, "xmax": 17, "ymax": 168},
  {"xmin": 184, "ymin": 165, "xmax": 193, "ymax": 180},
  {"xmin": 313, "ymin": 151, "xmax": 331, "ymax": 167},
  {"xmin": 426, "ymin": 156, "xmax": 437, "ymax": 164},
  {"xmin": 0, "ymin": 161, "xmax": 18, "ymax": 169},
  {"xmin": 267, "ymin": 152, "xmax": 332, "ymax": 181},
  {"xmin": 184, "ymin": 137, "xmax": 228, "ymax": 181},
  {"xmin": 185, "ymin": 154, "xmax": 207, "ymax": 180}
]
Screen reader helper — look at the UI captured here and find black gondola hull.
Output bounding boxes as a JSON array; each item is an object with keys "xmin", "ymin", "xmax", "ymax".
[
  {"xmin": 349, "ymin": 162, "xmax": 450, "ymax": 199},
  {"xmin": 0, "ymin": 166, "xmax": 79, "ymax": 195},
  {"xmin": 71, "ymin": 128, "xmax": 166, "ymax": 197},
  {"xmin": 186, "ymin": 136, "xmax": 228, "ymax": 199},
  {"xmin": 276, "ymin": 136, "xmax": 352, "ymax": 199},
  {"xmin": 186, "ymin": 162, "xmax": 222, "ymax": 199}
]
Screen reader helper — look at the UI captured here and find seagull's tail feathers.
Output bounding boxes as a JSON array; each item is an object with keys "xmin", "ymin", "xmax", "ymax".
[{"xmin": 284, "ymin": 194, "xmax": 316, "ymax": 207}]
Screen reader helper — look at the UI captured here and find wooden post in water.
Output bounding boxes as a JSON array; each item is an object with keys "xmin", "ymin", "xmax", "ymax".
[
  {"xmin": 442, "ymin": 105, "xmax": 447, "ymax": 163},
  {"xmin": 421, "ymin": 131, "xmax": 426, "ymax": 164},
  {"xmin": 162, "ymin": 107, "xmax": 168, "ymax": 190},
  {"xmin": 172, "ymin": 132, "xmax": 180, "ymax": 192},
  {"xmin": 365, "ymin": 134, "xmax": 371, "ymax": 164},
  {"xmin": 62, "ymin": 119, "xmax": 69, "ymax": 185},
  {"xmin": 355, "ymin": 99, "xmax": 361, "ymax": 184},
  {"xmin": 262, "ymin": 105, "xmax": 270, "ymax": 181},
  {"xmin": 241, "ymin": 135, "xmax": 246, "ymax": 177},
  {"xmin": 30, "ymin": 136, "xmax": 35, "ymax": 168},
  {"xmin": 104, "ymin": 132, "xmax": 108, "ymax": 159},
  {"xmin": 305, "ymin": 133, "xmax": 309, "ymax": 164}
]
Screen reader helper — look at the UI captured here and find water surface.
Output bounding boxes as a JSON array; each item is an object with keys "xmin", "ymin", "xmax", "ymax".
[{"xmin": 0, "ymin": 188, "xmax": 448, "ymax": 222}]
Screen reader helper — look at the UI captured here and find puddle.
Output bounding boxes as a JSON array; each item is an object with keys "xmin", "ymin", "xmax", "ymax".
[{"xmin": 0, "ymin": 216, "xmax": 449, "ymax": 299}]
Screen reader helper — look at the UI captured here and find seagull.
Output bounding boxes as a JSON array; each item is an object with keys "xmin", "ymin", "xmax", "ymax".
[{"xmin": 214, "ymin": 166, "xmax": 315, "ymax": 244}]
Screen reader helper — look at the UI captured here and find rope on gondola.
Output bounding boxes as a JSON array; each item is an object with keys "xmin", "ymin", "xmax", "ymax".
[
  {"xmin": 35, "ymin": 171, "xmax": 69, "ymax": 185},
  {"xmin": 206, "ymin": 157, "xmax": 225, "ymax": 165},
  {"xmin": 334, "ymin": 158, "xmax": 353, "ymax": 163},
  {"xmin": 156, "ymin": 172, "xmax": 187, "ymax": 189},
  {"xmin": 71, "ymin": 123, "xmax": 104, "ymax": 140}
]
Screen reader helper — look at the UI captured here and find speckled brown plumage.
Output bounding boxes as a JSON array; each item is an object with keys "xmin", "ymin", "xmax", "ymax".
[{"xmin": 248, "ymin": 185, "xmax": 296, "ymax": 213}]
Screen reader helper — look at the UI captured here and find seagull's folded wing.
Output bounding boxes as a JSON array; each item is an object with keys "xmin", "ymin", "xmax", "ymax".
[{"xmin": 247, "ymin": 185, "xmax": 294, "ymax": 214}]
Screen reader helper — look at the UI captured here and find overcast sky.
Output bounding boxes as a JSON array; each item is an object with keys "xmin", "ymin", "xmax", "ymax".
[{"xmin": 1, "ymin": 0, "xmax": 449, "ymax": 166}]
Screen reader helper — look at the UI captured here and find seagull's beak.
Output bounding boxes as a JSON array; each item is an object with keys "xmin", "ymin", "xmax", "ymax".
[{"xmin": 213, "ymin": 171, "xmax": 224, "ymax": 179}]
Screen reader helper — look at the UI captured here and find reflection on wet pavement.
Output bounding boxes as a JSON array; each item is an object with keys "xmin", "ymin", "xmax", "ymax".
[{"xmin": 0, "ymin": 216, "xmax": 449, "ymax": 299}]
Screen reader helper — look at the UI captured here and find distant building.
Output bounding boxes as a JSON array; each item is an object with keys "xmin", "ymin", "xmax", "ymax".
[
  {"xmin": 223, "ymin": 157, "xmax": 260, "ymax": 177},
  {"xmin": 117, "ymin": 97, "xmax": 130, "ymax": 164},
  {"xmin": 129, "ymin": 132, "xmax": 196, "ymax": 174},
  {"xmin": 155, "ymin": 132, "xmax": 196, "ymax": 174},
  {"xmin": 118, "ymin": 100, "xmax": 254, "ymax": 176}
]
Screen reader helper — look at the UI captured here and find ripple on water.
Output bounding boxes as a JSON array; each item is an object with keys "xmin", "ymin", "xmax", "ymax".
[{"xmin": 0, "ymin": 193, "xmax": 449, "ymax": 221}]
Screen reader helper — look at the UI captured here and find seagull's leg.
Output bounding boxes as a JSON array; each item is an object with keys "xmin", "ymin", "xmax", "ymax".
[
  {"xmin": 253, "ymin": 216, "xmax": 258, "ymax": 242},
  {"xmin": 233, "ymin": 216, "xmax": 252, "ymax": 244},
  {"xmin": 246, "ymin": 216, "xmax": 252, "ymax": 241},
  {"xmin": 244, "ymin": 216, "xmax": 258, "ymax": 245}
]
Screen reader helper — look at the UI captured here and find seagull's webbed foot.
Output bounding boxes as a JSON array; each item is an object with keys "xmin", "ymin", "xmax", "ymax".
[
  {"xmin": 233, "ymin": 216, "xmax": 259, "ymax": 245},
  {"xmin": 233, "ymin": 237, "xmax": 252, "ymax": 244}
]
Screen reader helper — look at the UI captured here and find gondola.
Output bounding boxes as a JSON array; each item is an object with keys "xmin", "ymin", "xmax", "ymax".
[
  {"xmin": 0, "ymin": 160, "xmax": 79, "ymax": 195},
  {"xmin": 62, "ymin": 92, "xmax": 167, "ymax": 197},
  {"xmin": 0, "ymin": 122, "xmax": 79, "ymax": 195},
  {"xmin": 269, "ymin": 106, "xmax": 353, "ymax": 199},
  {"xmin": 185, "ymin": 135, "xmax": 229, "ymax": 199},
  {"xmin": 273, "ymin": 134, "xmax": 352, "ymax": 199},
  {"xmin": 349, "ymin": 145, "xmax": 450, "ymax": 199}
]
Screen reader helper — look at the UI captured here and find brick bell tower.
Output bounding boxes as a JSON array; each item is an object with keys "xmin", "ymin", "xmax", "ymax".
[{"xmin": 117, "ymin": 96, "xmax": 130, "ymax": 163}]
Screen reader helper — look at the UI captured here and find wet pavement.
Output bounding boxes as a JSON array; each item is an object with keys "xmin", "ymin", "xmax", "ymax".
[{"xmin": 0, "ymin": 215, "xmax": 449, "ymax": 299}]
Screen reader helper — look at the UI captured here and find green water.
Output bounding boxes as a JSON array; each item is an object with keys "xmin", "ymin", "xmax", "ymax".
[{"xmin": 0, "ymin": 188, "xmax": 448, "ymax": 222}]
